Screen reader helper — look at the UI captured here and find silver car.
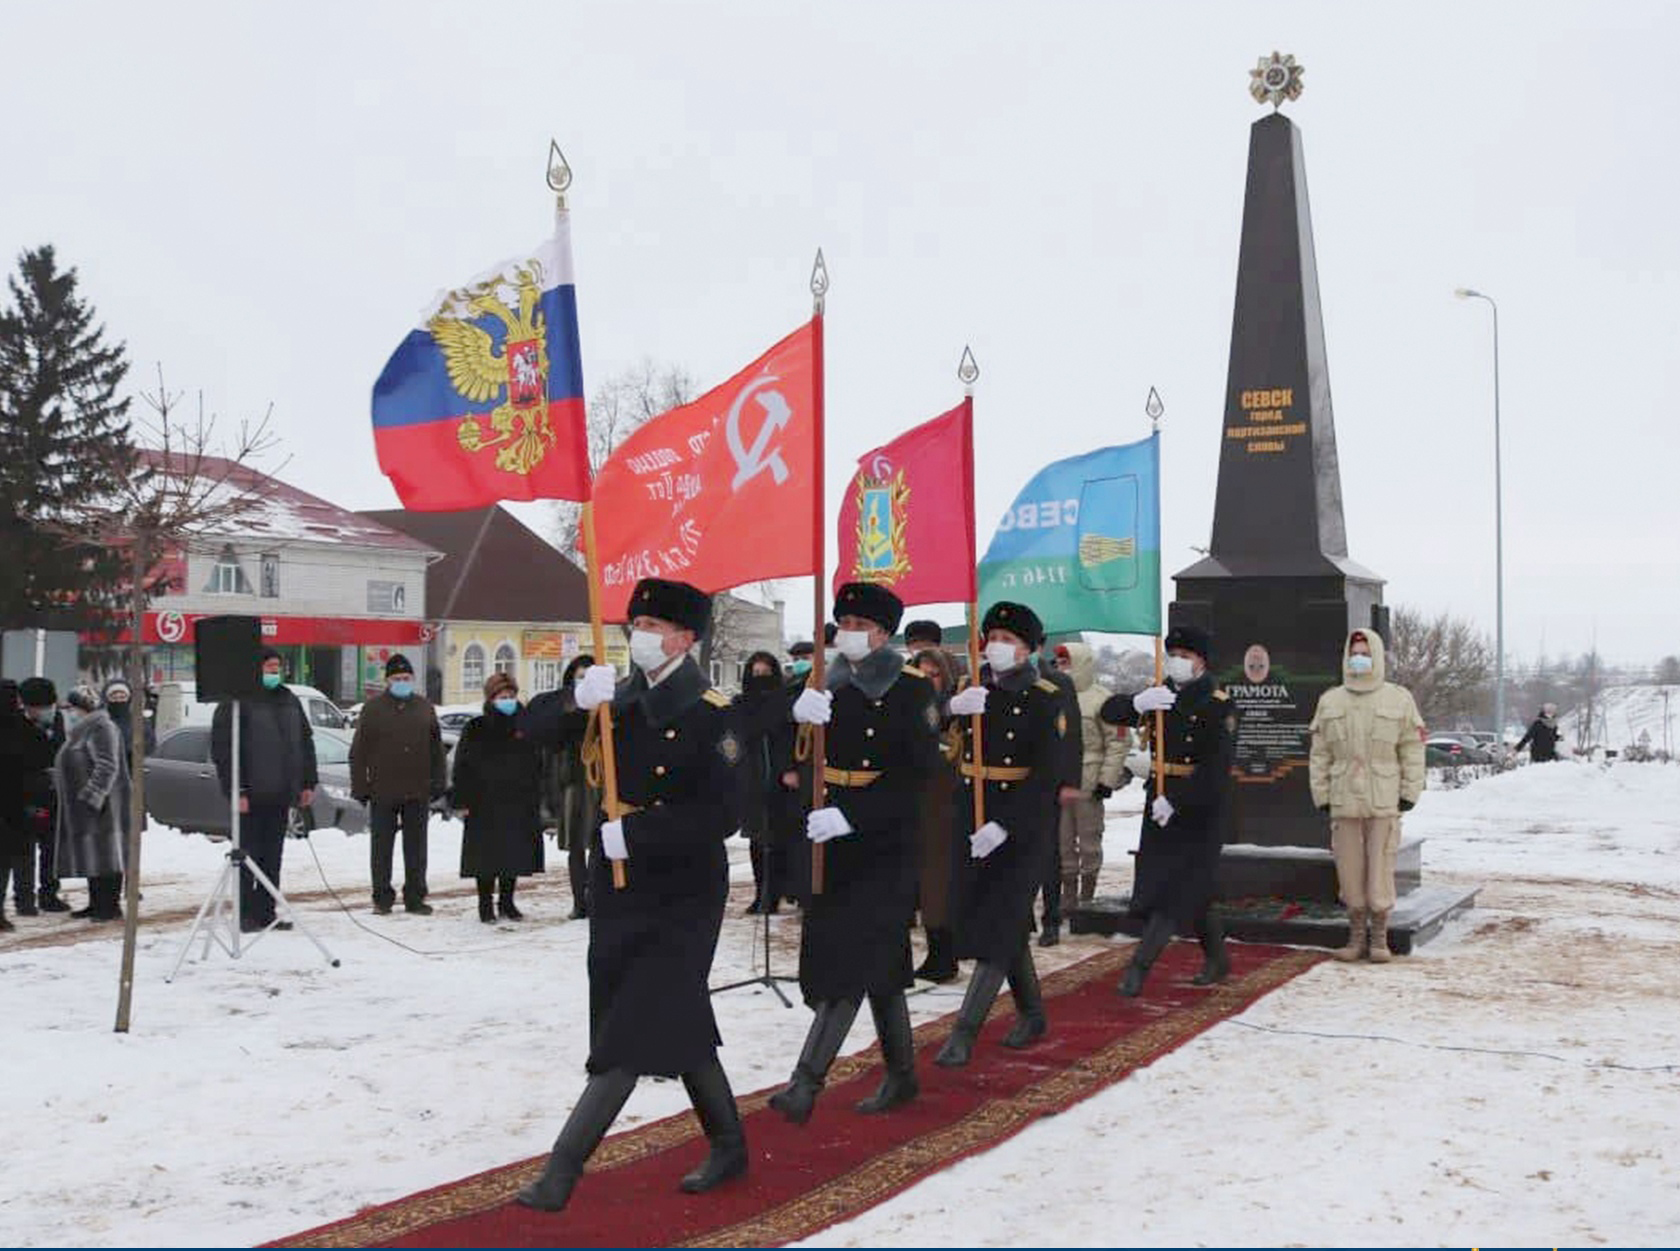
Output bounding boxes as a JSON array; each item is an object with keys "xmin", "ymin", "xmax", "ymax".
[{"xmin": 143, "ymin": 725, "xmax": 368, "ymax": 837}]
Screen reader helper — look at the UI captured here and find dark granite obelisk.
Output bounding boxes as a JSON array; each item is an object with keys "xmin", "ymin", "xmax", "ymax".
[{"xmin": 1170, "ymin": 111, "xmax": 1384, "ymax": 862}]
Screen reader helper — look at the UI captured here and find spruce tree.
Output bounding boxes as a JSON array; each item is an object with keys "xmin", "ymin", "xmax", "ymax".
[{"xmin": 0, "ymin": 245, "xmax": 136, "ymax": 634}]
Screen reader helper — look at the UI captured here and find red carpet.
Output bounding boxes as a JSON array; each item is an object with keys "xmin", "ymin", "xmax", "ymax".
[{"xmin": 272, "ymin": 941, "xmax": 1321, "ymax": 1248}]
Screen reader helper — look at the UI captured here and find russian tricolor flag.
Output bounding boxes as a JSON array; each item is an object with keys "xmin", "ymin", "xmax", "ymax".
[{"xmin": 372, "ymin": 211, "xmax": 591, "ymax": 510}]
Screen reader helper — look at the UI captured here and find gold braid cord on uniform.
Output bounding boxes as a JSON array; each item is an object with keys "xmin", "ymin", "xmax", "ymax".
[
  {"xmin": 581, "ymin": 707, "xmax": 605, "ymax": 789},
  {"xmin": 793, "ymin": 670, "xmax": 819, "ymax": 763}
]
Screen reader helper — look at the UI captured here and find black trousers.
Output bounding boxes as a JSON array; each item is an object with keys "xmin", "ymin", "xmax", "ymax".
[
  {"xmin": 240, "ymin": 803, "xmax": 288, "ymax": 926},
  {"xmin": 1038, "ymin": 805, "xmax": 1064, "ymax": 926},
  {"xmin": 369, "ymin": 799, "xmax": 430, "ymax": 908},
  {"xmin": 12, "ymin": 825, "xmax": 58, "ymax": 905}
]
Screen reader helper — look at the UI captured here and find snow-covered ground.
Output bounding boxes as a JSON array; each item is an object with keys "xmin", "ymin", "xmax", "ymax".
[
  {"xmin": 3, "ymin": 762, "xmax": 1677, "ymax": 1247},
  {"xmin": 1559, "ymin": 684, "xmax": 1679, "ymax": 755}
]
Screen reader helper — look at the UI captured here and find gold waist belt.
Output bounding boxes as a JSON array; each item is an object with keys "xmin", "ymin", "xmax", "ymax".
[
  {"xmin": 1159, "ymin": 762, "xmax": 1196, "ymax": 778},
  {"xmin": 959, "ymin": 763, "xmax": 1031, "ymax": 782},
  {"xmin": 823, "ymin": 766, "xmax": 882, "ymax": 788}
]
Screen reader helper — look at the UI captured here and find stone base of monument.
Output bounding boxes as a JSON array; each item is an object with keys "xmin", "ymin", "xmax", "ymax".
[
  {"xmin": 1068, "ymin": 878, "xmax": 1480, "ymax": 956},
  {"xmin": 1215, "ymin": 835, "xmax": 1424, "ymax": 903}
]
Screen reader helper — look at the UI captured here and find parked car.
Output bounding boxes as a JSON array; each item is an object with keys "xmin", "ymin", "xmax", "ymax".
[
  {"xmin": 143, "ymin": 724, "xmax": 368, "ymax": 837},
  {"xmin": 435, "ymin": 704, "xmax": 480, "ymax": 754},
  {"xmin": 1425, "ymin": 736, "xmax": 1482, "ymax": 767},
  {"xmin": 154, "ymin": 681, "xmax": 349, "ymax": 737}
]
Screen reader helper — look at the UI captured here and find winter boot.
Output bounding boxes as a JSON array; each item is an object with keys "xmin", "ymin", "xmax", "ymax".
[
  {"xmin": 855, "ymin": 991, "xmax": 919, "ymax": 1114},
  {"xmin": 768, "ymin": 997, "xmax": 861, "ymax": 1124},
  {"xmin": 1333, "ymin": 908, "xmax": 1368, "ymax": 962},
  {"xmin": 1368, "ymin": 910, "xmax": 1394, "ymax": 963},
  {"xmin": 515, "ymin": 1069, "xmax": 639, "ymax": 1212},
  {"xmin": 477, "ymin": 879, "xmax": 496, "ymax": 924},
  {"xmin": 1118, "ymin": 913, "xmax": 1175, "ymax": 997},
  {"xmin": 934, "ymin": 962, "xmax": 1007, "ymax": 1067},
  {"xmin": 678, "ymin": 1058, "xmax": 748, "ymax": 1193},
  {"xmin": 1001, "ymin": 945, "xmax": 1047, "ymax": 1048},
  {"xmin": 914, "ymin": 926, "xmax": 959, "ymax": 984},
  {"xmin": 1190, "ymin": 911, "xmax": 1230, "ymax": 986},
  {"xmin": 498, "ymin": 877, "xmax": 524, "ymax": 920},
  {"xmin": 1079, "ymin": 872, "xmax": 1100, "ymax": 903}
]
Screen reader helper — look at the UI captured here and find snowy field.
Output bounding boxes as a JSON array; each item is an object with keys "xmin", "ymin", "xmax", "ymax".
[{"xmin": 2, "ymin": 762, "xmax": 1677, "ymax": 1247}]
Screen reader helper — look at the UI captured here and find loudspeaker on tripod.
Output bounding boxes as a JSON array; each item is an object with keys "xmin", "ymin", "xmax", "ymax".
[{"xmin": 194, "ymin": 616, "xmax": 265, "ymax": 702}]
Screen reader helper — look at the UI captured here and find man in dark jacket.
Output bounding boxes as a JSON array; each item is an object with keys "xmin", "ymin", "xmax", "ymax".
[
  {"xmin": 1034, "ymin": 648, "xmax": 1084, "ymax": 947},
  {"xmin": 0, "ymin": 679, "xmax": 35, "ymax": 929},
  {"xmin": 350, "ymin": 653, "xmax": 446, "ymax": 915},
  {"xmin": 1515, "ymin": 704, "xmax": 1561, "ymax": 762},
  {"xmin": 770, "ymin": 583, "xmax": 942, "ymax": 1123},
  {"xmin": 13, "ymin": 678, "xmax": 68, "ymax": 914},
  {"xmin": 211, "ymin": 648, "xmax": 318, "ymax": 932},
  {"xmin": 517, "ymin": 578, "xmax": 747, "ymax": 1213},
  {"xmin": 937, "ymin": 601, "xmax": 1067, "ymax": 1066},
  {"xmin": 1099, "ymin": 623, "xmax": 1236, "ymax": 996}
]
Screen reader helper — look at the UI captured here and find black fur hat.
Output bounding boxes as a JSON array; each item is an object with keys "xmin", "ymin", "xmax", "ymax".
[
  {"xmin": 628, "ymin": 578, "xmax": 712, "ymax": 638},
  {"xmin": 1164, "ymin": 622, "xmax": 1213, "ymax": 662},
  {"xmin": 834, "ymin": 581, "xmax": 905, "ymax": 635},
  {"xmin": 981, "ymin": 601, "xmax": 1044, "ymax": 650}
]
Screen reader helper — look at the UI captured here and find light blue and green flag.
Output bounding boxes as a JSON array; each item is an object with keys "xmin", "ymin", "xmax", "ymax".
[{"xmin": 976, "ymin": 435, "xmax": 1161, "ymax": 636}]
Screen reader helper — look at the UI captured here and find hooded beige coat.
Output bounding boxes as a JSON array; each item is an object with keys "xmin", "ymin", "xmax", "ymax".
[
  {"xmin": 1059, "ymin": 643, "xmax": 1127, "ymax": 793},
  {"xmin": 1308, "ymin": 631, "xmax": 1426, "ymax": 818}
]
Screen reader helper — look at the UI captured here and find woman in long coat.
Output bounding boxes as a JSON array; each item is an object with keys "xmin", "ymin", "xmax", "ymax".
[
  {"xmin": 910, "ymin": 647, "xmax": 961, "ymax": 982},
  {"xmin": 451, "ymin": 672, "xmax": 544, "ymax": 922},
  {"xmin": 538, "ymin": 653, "xmax": 598, "ymax": 919},
  {"xmin": 735, "ymin": 649, "xmax": 799, "ymax": 914},
  {"xmin": 52, "ymin": 685, "xmax": 128, "ymax": 922}
]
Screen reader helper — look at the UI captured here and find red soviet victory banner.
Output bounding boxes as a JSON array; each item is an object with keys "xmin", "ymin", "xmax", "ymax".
[
  {"xmin": 832, "ymin": 400, "xmax": 975, "ymax": 606},
  {"xmin": 592, "ymin": 321, "xmax": 819, "ymax": 620}
]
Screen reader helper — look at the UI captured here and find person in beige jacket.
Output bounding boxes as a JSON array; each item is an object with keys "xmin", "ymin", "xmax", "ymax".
[
  {"xmin": 1308, "ymin": 629, "xmax": 1426, "ymax": 962},
  {"xmin": 1051, "ymin": 643, "xmax": 1128, "ymax": 906}
]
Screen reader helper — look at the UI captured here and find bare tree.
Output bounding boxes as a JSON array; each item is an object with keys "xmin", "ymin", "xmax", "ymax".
[
  {"xmin": 552, "ymin": 359, "xmax": 696, "ymax": 553},
  {"xmin": 51, "ymin": 366, "xmax": 279, "ymax": 1032},
  {"xmin": 1387, "ymin": 606, "xmax": 1494, "ymax": 727}
]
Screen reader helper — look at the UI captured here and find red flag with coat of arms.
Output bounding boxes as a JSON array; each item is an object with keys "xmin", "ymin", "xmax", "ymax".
[
  {"xmin": 832, "ymin": 400, "xmax": 975, "ymax": 606},
  {"xmin": 591, "ymin": 321, "xmax": 819, "ymax": 621}
]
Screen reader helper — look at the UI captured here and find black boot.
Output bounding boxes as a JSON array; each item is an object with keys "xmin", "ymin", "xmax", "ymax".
[
  {"xmin": 515, "ymin": 1069, "xmax": 639, "ymax": 1212},
  {"xmin": 768, "ymin": 997, "xmax": 861, "ymax": 1124},
  {"xmin": 1037, "ymin": 919, "xmax": 1061, "ymax": 948},
  {"xmin": 477, "ymin": 878, "xmax": 496, "ymax": 924},
  {"xmin": 855, "ymin": 991, "xmax": 919, "ymax": 1113},
  {"xmin": 1191, "ymin": 911, "xmax": 1230, "ymax": 986},
  {"xmin": 678, "ymin": 1057, "xmax": 748, "ymax": 1193},
  {"xmin": 1119, "ymin": 913, "xmax": 1175, "ymax": 997},
  {"xmin": 914, "ymin": 926, "xmax": 958, "ymax": 983},
  {"xmin": 567, "ymin": 842, "xmax": 589, "ymax": 919},
  {"xmin": 498, "ymin": 877, "xmax": 524, "ymax": 920},
  {"xmin": 1001, "ymin": 945, "xmax": 1047, "ymax": 1048},
  {"xmin": 934, "ymin": 962, "xmax": 1007, "ymax": 1067}
]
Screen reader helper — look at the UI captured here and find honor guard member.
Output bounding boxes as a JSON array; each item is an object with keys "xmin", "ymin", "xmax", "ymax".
[
  {"xmin": 773, "ymin": 581, "xmax": 942, "ymax": 1123},
  {"xmin": 518, "ymin": 578, "xmax": 747, "ymax": 1213},
  {"xmin": 935, "ymin": 601, "xmax": 1064, "ymax": 1067},
  {"xmin": 1098, "ymin": 623, "xmax": 1235, "ymax": 997}
]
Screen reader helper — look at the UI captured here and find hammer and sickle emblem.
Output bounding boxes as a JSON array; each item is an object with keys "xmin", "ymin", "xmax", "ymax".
[{"xmin": 726, "ymin": 373, "xmax": 794, "ymax": 492}]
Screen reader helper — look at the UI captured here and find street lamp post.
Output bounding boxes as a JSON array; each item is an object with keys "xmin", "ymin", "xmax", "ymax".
[{"xmin": 1455, "ymin": 287, "xmax": 1504, "ymax": 744}]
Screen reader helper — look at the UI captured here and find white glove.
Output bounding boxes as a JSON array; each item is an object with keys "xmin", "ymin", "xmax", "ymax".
[
  {"xmin": 1125, "ymin": 750, "xmax": 1153, "ymax": 780},
  {"xmin": 969, "ymin": 820, "xmax": 1008, "ymax": 858},
  {"xmin": 948, "ymin": 686, "xmax": 988, "ymax": 717},
  {"xmin": 806, "ymin": 806, "xmax": 853, "ymax": 842},
  {"xmin": 575, "ymin": 664, "xmax": 617, "ymax": 711},
  {"xmin": 792, "ymin": 688, "xmax": 833, "ymax": 725},
  {"xmin": 601, "ymin": 818, "xmax": 628, "ymax": 861},
  {"xmin": 1133, "ymin": 685, "xmax": 1177, "ymax": 714},
  {"xmin": 1151, "ymin": 795, "xmax": 1175, "ymax": 827}
]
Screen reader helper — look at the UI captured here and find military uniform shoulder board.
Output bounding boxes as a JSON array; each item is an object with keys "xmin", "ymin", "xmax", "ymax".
[
  {"xmin": 702, "ymin": 688, "xmax": 731, "ymax": 708},
  {"xmin": 1035, "ymin": 677, "xmax": 1059, "ymax": 695}
]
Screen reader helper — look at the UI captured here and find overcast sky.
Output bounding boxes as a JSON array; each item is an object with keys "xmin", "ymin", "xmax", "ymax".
[{"xmin": 4, "ymin": 1, "xmax": 1676, "ymax": 664}]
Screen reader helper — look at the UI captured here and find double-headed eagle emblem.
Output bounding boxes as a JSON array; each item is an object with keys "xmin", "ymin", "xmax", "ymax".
[{"xmin": 429, "ymin": 263, "xmax": 555, "ymax": 476}]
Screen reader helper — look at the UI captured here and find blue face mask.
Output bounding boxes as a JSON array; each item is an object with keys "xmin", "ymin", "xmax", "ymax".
[
  {"xmin": 493, "ymin": 696, "xmax": 519, "ymax": 716},
  {"xmin": 1347, "ymin": 654, "xmax": 1374, "ymax": 677},
  {"xmin": 790, "ymin": 660, "xmax": 812, "ymax": 678},
  {"xmin": 389, "ymin": 679, "xmax": 414, "ymax": 699},
  {"xmin": 261, "ymin": 672, "xmax": 282, "ymax": 690}
]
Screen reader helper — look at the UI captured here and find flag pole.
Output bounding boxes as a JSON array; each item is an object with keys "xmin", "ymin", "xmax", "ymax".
[
  {"xmin": 551, "ymin": 139, "xmax": 627, "ymax": 892},
  {"xmin": 959, "ymin": 347, "xmax": 986, "ymax": 833},
  {"xmin": 809, "ymin": 249, "xmax": 830, "ymax": 896},
  {"xmin": 1148, "ymin": 387, "xmax": 1166, "ymax": 800}
]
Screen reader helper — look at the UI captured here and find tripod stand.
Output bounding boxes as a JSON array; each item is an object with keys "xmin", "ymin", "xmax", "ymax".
[
  {"xmin": 166, "ymin": 698, "xmax": 339, "ymax": 981},
  {"xmin": 710, "ymin": 836, "xmax": 798, "ymax": 1008}
]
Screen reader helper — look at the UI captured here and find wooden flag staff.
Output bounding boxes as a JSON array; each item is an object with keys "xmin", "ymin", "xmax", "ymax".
[{"xmin": 809, "ymin": 249, "xmax": 830, "ymax": 896}]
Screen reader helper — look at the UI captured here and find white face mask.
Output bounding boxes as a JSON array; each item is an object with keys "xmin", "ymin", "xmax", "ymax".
[
  {"xmin": 834, "ymin": 629, "xmax": 872, "ymax": 662},
  {"xmin": 985, "ymin": 641, "xmax": 1022, "ymax": 674},
  {"xmin": 1164, "ymin": 655, "xmax": 1197, "ymax": 685},
  {"xmin": 1347, "ymin": 653, "xmax": 1374, "ymax": 677},
  {"xmin": 630, "ymin": 628, "xmax": 671, "ymax": 673}
]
